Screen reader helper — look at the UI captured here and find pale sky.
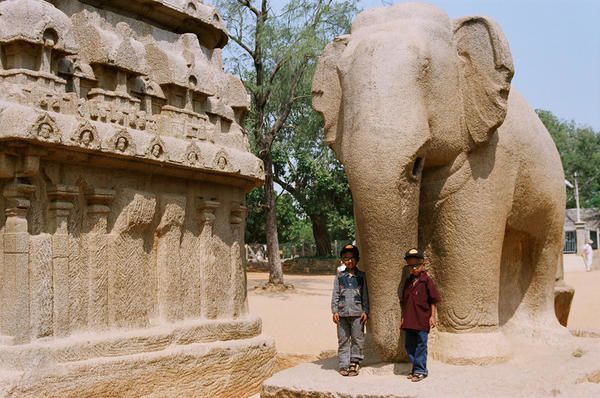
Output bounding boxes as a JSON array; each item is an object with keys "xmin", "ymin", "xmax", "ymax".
[{"xmin": 221, "ymin": 0, "xmax": 600, "ymax": 130}]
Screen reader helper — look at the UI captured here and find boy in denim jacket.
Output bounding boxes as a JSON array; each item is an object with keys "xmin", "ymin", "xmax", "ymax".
[{"xmin": 331, "ymin": 244, "xmax": 369, "ymax": 376}]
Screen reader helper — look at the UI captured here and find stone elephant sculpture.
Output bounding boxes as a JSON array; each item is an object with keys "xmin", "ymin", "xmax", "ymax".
[{"xmin": 312, "ymin": 3, "xmax": 567, "ymax": 364}]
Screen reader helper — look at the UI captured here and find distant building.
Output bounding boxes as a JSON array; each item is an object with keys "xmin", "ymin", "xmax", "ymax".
[{"xmin": 564, "ymin": 208, "xmax": 599, "ymax": 253}]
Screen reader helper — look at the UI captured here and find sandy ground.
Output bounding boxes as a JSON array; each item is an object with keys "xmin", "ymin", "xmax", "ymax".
[
  {"xmin": 563, "ymin": 253, "xmax": 600, "ymax": 332},
  {"xmin": 248, "ymin": 254, "xmax": 600, "ymax": 357},
  {"xmin": 248, "ymin": 273, "xmax": 337, "ymax": 356}
]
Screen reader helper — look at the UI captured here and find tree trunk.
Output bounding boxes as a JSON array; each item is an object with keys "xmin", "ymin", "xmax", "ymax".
[
  {"xmin": 263, "ymin": 152, "xmax": 284, "ymax": 284},
  {"xmin": 309, "ymin": 213, "xmax": 331, "ymax": 257}
]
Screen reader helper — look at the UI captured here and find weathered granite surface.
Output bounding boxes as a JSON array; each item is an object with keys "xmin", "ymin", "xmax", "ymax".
[
  {"xmin": 0, "ymin": 1, "xmax": 274, "ymax": 396},
  {"xmin": 312, "ymin": 2, "xmax": 570, "ymax": 364}
]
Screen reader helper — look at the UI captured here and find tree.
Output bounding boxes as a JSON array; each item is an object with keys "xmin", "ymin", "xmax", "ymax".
[
  {"xmin": 245, "ymin": 188, "xmax": 313, "ymax": 244},
  {"xmin": 218, "ymin": 0, "xmax": 357, "ymax": 283},
  {"xmin": 537, "ymin": 109, "xmax": 600, "ymax": 208},
  {"xmin": 272, "ymin": 97, "xmax": 355, "ymax": 255}
]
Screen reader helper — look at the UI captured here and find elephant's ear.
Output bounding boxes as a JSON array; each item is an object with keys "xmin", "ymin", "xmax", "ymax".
[
  {"xmin": 453, "ymin": 17, "xmax": 514, "ymax": 145},
  {"xmin": 311, "ymin": 35, "xmax": 350, "ymax": 146}
]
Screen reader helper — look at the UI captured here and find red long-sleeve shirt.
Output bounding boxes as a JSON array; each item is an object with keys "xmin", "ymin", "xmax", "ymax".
[{"xmin": 401, "ymin": 272, "xmax": 441, "ymax": 332}]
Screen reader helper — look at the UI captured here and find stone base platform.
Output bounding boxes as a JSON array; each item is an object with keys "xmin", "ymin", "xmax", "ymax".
[
  {"xmin": 0, "ymin": 318, "xmax": 277, "ymax": 398},
  {"xmin": 261, "ymin": 335, "xmax": 600, "ymax": 398}
]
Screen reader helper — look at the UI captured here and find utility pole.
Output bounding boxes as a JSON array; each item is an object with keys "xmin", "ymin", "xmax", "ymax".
[
  {"xmin": 574, "ymin": 172, "xmax": 581, "ymax": 223},
  {"xmin": 572, "ymin": 172, "xmax": 586, "ymax": 255}
]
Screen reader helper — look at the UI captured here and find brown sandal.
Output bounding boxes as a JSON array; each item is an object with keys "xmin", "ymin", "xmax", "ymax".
[
  {"xmin": 338, "ymin": 368, "xmax": 349, "ymax": 376},
  {"xmin": 411, "ymin": 374, "xmax": 427, "ymax": 382},
  {"xmin": 348, "ymin": 362, "xmax": 360, "ymax": 376}
]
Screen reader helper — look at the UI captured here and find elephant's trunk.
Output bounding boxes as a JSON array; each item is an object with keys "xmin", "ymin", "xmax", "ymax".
[
  {"xmin": 348, "ymin": 155, "xmax": 424, "ymax": 362},
  {"xmin": 331, "ymin": 36, "xmax": 431, "ymax": 361}
]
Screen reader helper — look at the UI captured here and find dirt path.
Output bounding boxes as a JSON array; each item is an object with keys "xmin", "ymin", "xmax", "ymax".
[{"xmin": 247, "ymin": 273, "xmax": 337, "ymax": 356}]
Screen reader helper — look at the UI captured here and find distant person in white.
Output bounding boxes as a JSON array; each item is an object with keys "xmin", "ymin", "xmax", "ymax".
[{"xmin": 583, "ymin": 239, "xmax": 594, "ymax": 272}]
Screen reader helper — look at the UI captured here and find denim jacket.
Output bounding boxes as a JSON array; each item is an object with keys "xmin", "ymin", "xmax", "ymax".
[{"xmin": 331, "ymin": 268, "xmax": 369, "ymax": 317}]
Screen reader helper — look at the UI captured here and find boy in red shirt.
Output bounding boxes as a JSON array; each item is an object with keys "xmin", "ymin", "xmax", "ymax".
[{"xmin": 400, "ymin": 248, "xmax": 440, "ymax": 382}]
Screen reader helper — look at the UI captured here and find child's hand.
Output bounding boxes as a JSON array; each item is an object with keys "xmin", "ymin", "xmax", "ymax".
[
  {"xmin": 429, "ymin": 316, "xmax": 436, "ymax": 328},
  {"xmin": 332, "ymin": 313, "xmax": 340, "ymax": 324},
  {"xmin": 360, "ymin": 312, "xmax": 368, "ymax": 325}
]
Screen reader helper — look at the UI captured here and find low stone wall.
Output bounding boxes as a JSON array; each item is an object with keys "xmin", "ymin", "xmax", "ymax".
[{"xmin": 248, "ymin": 257, "xmax": 339, "ymax": 275}]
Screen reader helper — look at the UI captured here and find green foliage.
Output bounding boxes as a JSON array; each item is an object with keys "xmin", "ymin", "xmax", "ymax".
[
  {"xmin": 272, "ymin": 92, "xmax": 355, "ymax": 243},
  {"xmin": 537, "ymin": 109, "xmax": 600, "ymax": 208},
  {"xmin": 219, "ymin": 0, "xmax": 358, "ymax": 247},
  {"xmin": 245, "ymin": 189, "xmax": 313, "ymax": 243}
]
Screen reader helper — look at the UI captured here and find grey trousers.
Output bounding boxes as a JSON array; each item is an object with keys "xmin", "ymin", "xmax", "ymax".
[{"xmin": 337, "ymin": 316, "xmax": 365, "ymax": 369}]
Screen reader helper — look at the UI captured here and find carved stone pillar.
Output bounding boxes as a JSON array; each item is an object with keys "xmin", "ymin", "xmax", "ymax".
[
  {"xmin": 47, "ymin": 185, "xmax": 78, "ymax": 338},
  {"xmin": 155, "ymin": 195, "xmax": 186, "ymax": 323},
  {"xmin": 1, "ymin": 182, "xmax": 35, "ymax": 344},
  {"xmin": 0, "ymin": 153, "xmax": 16, "ymax": 178},
  {"xmin": 197, "ymin": 198, "xmax": 220, "ymax": 319},
  {"xmin": 40, "ymin": 39, "xmax": 54, "ymax": 74},
  {"xmin": 185, "ymin": 88, "xmax": 194, "ymax": 112},
  {"xmin": 84, "ymin": 188, "xmax": 115, "ymax": 330},
  {"xmin": 575, "ymin": 221, "xmax": 587, "ymax": 256},
  {"xmin": 116, "ymin": 70, "xmax": 128, "ymax": 94},
  {"xmin": 230, "ymin": 202, "xmax": 248, "ymax": 318}
]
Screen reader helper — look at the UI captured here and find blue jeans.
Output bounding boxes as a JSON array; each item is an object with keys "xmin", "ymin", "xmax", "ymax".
[
  {"xmin": 404, "ymin": 329, "xmax": 429, "ymax": 375},
  {"xmin": 337, "ymin": 316, "xmax": 365, "ymax": 369}
]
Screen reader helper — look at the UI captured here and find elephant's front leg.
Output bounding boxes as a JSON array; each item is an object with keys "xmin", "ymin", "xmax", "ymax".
[{"xmin": 420, "ymin": 181, "xmax": 513, "ymax": 364}]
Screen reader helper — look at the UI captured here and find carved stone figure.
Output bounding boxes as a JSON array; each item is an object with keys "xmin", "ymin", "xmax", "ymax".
[
  {"xmin": 38, "ymin": 123, "xmax": 53, "ymax": 139},
  {"xmin": 188, "ymin": 151, "xmax": 198, "ymax": 163},
  {"xmin": 0, "ymin": 0, "xmax": 272, "ymax": 396},
  {"xmin": 312, "ymin": 3, "xmax": 568, "ymax": 364},
  {"xmin": 79, "ymin": 129, "xmax": 93, "ymax": 145},
  {"xmin": 217, "ymin": 155, "xmax": 228, "ymax": 169},
  {"xmin": 28, "ymin": 113, "xmax": 61, "ymax": 143},
  {"xmin": 151, "ymin": 143, "xmax": 162, "ymax": 158},
  {"xmin": 115, "ymin": 136, "xmax": 128, "ymax": 152}
]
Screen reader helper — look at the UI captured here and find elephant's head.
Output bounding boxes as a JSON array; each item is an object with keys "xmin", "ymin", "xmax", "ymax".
[{"xmin": 312, "ymin": 3, "xmax": 514, "ymax": 361}]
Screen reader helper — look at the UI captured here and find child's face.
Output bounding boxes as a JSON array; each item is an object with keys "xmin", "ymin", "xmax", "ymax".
[
  {"xmin": 406, "ymin": 257, "xmax": 424, "ymax": 276},
  {"xmin": 341, "ymin": 253, "xmax": 357, "ymax": 270}
]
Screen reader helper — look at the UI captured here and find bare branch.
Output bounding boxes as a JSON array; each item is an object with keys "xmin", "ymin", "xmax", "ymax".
[
  {"xmin": 263, "ymin": 61, "xmax": 310, "ymax": 147},
  {"xmin": 274, "ymin": 173, "xmax": 297, "ymax": 196},
  {"xmin": 229, "ymin": 34, "xmax": 254, "ymax": 57},
  {"xmin": 237, "ymin": 0, "xmax": 260, "ymax": 17},
  {"xmin": 269, "ymin": 56, "xmax": 290, "ymax": 84}
]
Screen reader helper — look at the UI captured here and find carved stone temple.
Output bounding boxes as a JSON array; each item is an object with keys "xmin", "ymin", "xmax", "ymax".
[{"xmin": 0, "ymin": 0, "xmax": 275, "ymax": 396}]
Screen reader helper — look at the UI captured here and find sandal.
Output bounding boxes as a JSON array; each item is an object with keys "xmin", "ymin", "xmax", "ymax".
[
  {"xmin": 407, "ymin": 372, "xmax": 414, "ymax": 380},
  {"xmin": 338, "ymin": 368, "xmax": 349, "ymax": 376},
  {"xmin": 348, "ymin": 362, "xmax": 360, "ymax": 376},
  {"xmin": 411, "ymin": 374, "xmax": 427, "ymax": 382}
]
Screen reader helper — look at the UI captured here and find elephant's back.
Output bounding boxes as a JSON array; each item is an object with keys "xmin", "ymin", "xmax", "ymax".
[
  {"xmin": 501, "ymin": 89, "xmax": 559, "ymax": 158},
  {"xmin": 500, "ymin": 88, "xmax": 566, "ymax": 231}
]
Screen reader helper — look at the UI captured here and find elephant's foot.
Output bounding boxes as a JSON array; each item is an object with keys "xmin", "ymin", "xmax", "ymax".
[
  {"xmin": 430, "ymin": 329, "xmax": 512, "ymax": 365},
  {"xmin": 502, "ymin": 311, "xmax": 572, "ymax": 345}
]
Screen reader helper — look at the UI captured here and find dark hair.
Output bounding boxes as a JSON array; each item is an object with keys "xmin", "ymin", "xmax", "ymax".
[{"xmin": 340, "ymin": 244, "xmax": 359, "ymax": 260}]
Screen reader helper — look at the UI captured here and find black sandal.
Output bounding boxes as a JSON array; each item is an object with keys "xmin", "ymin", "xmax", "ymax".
[
  {"xmin": 348, "ymin": 362, "xmax": 360, "ymax": 376},
  {"xmin": 411, "ymin": 373, "xmax": 427, "ymax": 382},
  {"xmin": 339, "ymin": 368, "xmax": 349, "ymax": 376}
]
